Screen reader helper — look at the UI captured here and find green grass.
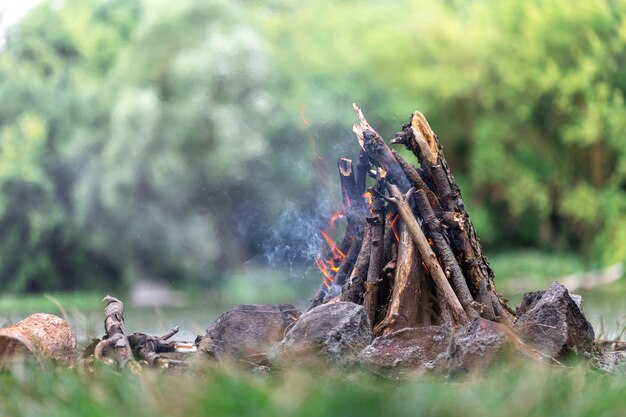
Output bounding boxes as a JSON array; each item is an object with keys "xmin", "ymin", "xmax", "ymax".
[
  {"xmin": 0, "ymin": 362, "xmax": 624, "ymax": 417},
  {"xmin": 0, "ymin": 292, "xmax": 102, "ymax": 315}
]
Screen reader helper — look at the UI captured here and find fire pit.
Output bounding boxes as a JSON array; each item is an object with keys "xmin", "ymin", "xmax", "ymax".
[{"xmin": 3, "ymin": 105, "xmax": 610, "ymax": 375}]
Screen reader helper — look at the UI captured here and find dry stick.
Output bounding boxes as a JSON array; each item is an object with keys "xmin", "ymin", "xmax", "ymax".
[
  {"xmin": 391, "ymin": 149, "xmax": 441, "ymax": 211},
  {"xmin": 352, "ymin": 104, "xmax": 412, "ymax": 193},
  {"xmin": 386, "ymin": 184, "xmax": 469, "ymax": 325},
  {"xmin": 355, "ymin": 149, "xmax": 370, "ymax": 196},
  {"xmin": 127, "ymin": 329, "xmax": 187, "ymax": 368},
  {"xmin": 96, "ymin": 295, "xmax": 134, "ymax": 367},
  {"xmin": 363, "ymin": 182, "xmax": 386, "ymax": 327},
  {"xmin": 414, "ymin": 190, "xmax": 480, "ymax": 320},
  {"xmin": 339, "ymin": 157, "xmax": 369, "ymax": 231},
  {"xmin": 374, "ymin": 220, "xmax": 422, "ymax": 336},
  {"xmin": 382, "ymin": 204, "xmax": 397, "ymax": 264},
  {"xmin": 334, "ymin": 234, "xmax": 363, "ymax": 287},
  {"xmin": 435, "ymin": 285, "xmax": 454, "ymax": 325},
  {"xmin": 441, "ymin": 212, "xmax": 495, "ymax": 320},
  {"xmin": 340, "ymin": 223, "xmax": 372, "ymax": 303}
]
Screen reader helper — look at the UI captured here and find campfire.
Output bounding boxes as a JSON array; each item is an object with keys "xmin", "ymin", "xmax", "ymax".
[
  {"xmin": 1, "ymin": 105, "xmax": 617, "ymax": 375},
  {"xmin": 309, "ymin": 104, "xmax": 514, "ymax": 330}
]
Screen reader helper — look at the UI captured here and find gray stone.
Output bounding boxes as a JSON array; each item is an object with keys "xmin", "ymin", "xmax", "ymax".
[
  {"xmin": 269, "ymin": 301, "xmax": 372, "ymax": 367},
  {"xmin": 201, "ymin": 304, "xmax": 301, "ymax": 363},
  {"xmin": 359, "ymin": 326, "xmax": 451, "ymax": 376},
  {"xmin": 448, "ymin": 318, "xmax": 520, "ymax": 373},
  {"xmin": 514, "ymin": 282, "xmax": 595, "ymax": 358}
]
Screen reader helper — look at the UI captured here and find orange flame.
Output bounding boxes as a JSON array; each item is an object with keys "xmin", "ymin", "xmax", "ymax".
[
  {"xmin": 316, "ymin": 190, "xmax": 353, "ymax": 288},
  {"xmin": 316, "ymin": 256, "xmax": 334, "ymax": 288},
  {"xmin": 316, "ymin": 227, "xmax": 347, "ymax": 289},
  {"xmin": 329, "ymin": 209, "xmax": 344, "ymax": 228},
  {"xmin": 320, "ymin": 230, "xmax": 346, "ymax": 260},
  {"xmin": 391, "ymin": 214, "xmax": 400, "ymax": 242}
]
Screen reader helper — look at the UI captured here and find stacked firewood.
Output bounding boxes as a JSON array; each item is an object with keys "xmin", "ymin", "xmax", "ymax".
[{"xmin": 311, "ymin": 105, "xmax": 516, "ymax": 335}]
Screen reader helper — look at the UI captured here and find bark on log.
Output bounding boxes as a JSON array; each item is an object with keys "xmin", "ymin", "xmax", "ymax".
[
  {"xmin": 341, "ymin": 223, "xmax": 372, "ymax": 303},
  {"xmin": 441, "ymin": 211, "xmax": 495, "ymax": 320},
  {"xmin": 374, "ymin": 221, "xmax": 422, "ymax": 336},
  {"xmin": 391, "ymin": 149, "xmax": 440, "ymax": 211},
  {"xmin": 417, "ymin": 271, "xmax": 433, "ymax": 326},
  {"xmin": 414, "ymin": 190, "xmax": 480, "ymax": 320},
  {"xmin": 96, "ymin": 295, "xmax": 133, "ymax": 367},
  {"xmin": 364, "ymin": 182, "xmax": 386, "ymax": 327},
  {"xmin": 352, "ymin": 104, "xmax": 412, "ymax": 192},
  {"xmin": 386, "ymin": 184, "xmax": 469, "ymax": 325},
  {"xmin": 355, "ymin": 149, "xmax": 370, "ymax": 196}
]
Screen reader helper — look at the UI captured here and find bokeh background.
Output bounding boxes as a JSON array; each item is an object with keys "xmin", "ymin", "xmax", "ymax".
[{"xmin": 0, "ymin": 0, "xmax": 624, "ymax": 338}]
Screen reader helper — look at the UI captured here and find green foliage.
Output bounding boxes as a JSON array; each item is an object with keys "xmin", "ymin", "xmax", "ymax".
[
  {"xmin": 2, "ymin": 0, "xmax": 626, "ymax": 292},
  {"xmin": 262, "ymin": 0, "xmax": 626, "ymax": 264}
]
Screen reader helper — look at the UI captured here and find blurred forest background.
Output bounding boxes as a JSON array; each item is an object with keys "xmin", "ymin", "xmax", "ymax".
[{"xmin": 1, "ymin": 0, "xmax": 626, "ymax": 296}]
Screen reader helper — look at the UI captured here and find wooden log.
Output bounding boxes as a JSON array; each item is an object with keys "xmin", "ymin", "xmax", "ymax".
[
  {"xmin": 435, "ymin": 285, "xmax": 454, "ymax": 325},
  {"xmin": 414, "ymin": 190, "xmax": 480, "ymax": 320},
  {"xmin": 341, "ymin": 223, "xmax": 372, "ymax": 303},
  {"xmin": 334, "ymin": 233, "xmax": 362, "ymax": 287},
  {"xmin": 383, "ymin": 204, "xmax": 397, "ymax": 264},
  {"xmin": 355, "ymin": 149, "xmax": 370, "ymax": 196},
  {"xmin": 386, "ymin": 184, "xmax": 469, "ymax": 325},
  {"xmin": 441, "ymin": 211, "xmax": 495, "ymax": 320},
  {"xmin": 95, "ymin": 296, "xmax": 134, "ymax": 367},
  {"xmin": 374, "ymin": 220, "xmax": 422, "ymax": 336},
  {"xmin": 391, "ymin": 149, "xmax": 441, "ymax": 212},
  {"xmin": 352, "ymin": 104, "xmax": 412, "ymax": 192},
  {"xmin": 338, "ymin": 158, "xmax": 367, "ymax": 233},
  {"xmin": 363, "ymin": 181, "xmax": 386, "ymax": 327},
  {"xmin": 417, "ymin": 270, "xmax": 433, "ymax": 326}
]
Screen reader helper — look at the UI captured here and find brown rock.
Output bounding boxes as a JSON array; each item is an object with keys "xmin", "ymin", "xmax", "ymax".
[
  {"xmin": 0, "ymin": 313, "xmax": 77, "ymax": 366},
  {"xmin": 359, "ymin": 326, "xmax": 451, "ymax": 376},
  {"xmin": 515, "ymin": 282, "xmax": 595, "ymax": 358},
  {"xmin": 202, "ymin": 304, "xmax": 301, "ymax": 363}
]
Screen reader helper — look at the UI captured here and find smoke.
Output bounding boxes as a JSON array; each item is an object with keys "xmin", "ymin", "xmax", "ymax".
[{"xmin": 261, "ymin": 195, "xmax": 347, "ymax": 274}]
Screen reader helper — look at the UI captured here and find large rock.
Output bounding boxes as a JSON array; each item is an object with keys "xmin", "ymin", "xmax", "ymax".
[
  {"xmin": 359, "ymin": 326, "xmax": 451, "ymax": 376},
  {"xmin": 0, "ymin": 313, "xmax": 76, "ymax": 366},
  {"xmin": 448, "ymin": 318, "xmax": 523, "ymax": 373},
  {"xmin": 269, "ymin": 301, "xmax": 372, "ymax": 367},
  {"xmin": 201, "ymin": 304, "xmax": 301, "ymax": 363},
  {"xmin": 514, "ymin": 282, "xmax": 595, "ymax": 358}
]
